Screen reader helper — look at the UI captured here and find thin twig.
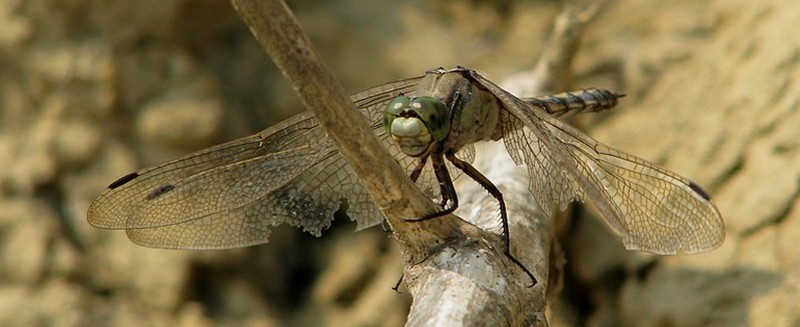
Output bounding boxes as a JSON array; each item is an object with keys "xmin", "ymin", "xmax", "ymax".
[{"xmin": 228, "ymin": 0, "xmax": 464, "ymax": 260}]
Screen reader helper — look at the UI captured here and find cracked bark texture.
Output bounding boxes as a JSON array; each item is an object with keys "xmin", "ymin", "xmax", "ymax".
[{"xmin": 0, "ymin": 0, "xmax": 797, "ymax": 326}]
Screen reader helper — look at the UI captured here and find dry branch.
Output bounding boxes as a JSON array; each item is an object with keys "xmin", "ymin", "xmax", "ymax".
[{"xmin": 228, "ymin": 0, "xmax": 603, "ymax": 325}]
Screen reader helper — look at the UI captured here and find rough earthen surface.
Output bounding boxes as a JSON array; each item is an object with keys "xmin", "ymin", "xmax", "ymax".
[{"xmin": 0, "ymin": 0, "xmax": 796, "ymax": 326}]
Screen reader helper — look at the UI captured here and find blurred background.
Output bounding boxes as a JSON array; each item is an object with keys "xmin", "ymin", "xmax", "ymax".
[{"xmin": 0, "ymin": 0, "xmax": 798, "ymax": 326}]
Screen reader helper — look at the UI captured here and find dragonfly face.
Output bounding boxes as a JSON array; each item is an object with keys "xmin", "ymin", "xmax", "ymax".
[
  {"xmin": 384, "ymin": 95, "xmax": 450, "ymax": 157},
  {"xmin": 384, "ymin": 69, "xmax": 504, "ymax": 158}
]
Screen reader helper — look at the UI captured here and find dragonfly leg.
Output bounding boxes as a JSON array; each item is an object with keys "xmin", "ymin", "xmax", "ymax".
[
  {"xmin": 403, "ymin": 152, "xmax": 459, "ymax": 222},
  {"xmin": 432, "ymin": 154, "xmax": 458, "ymax": 210},
  {"xmin": 383, "ymin": 153, "xmax": 430, "ymax": 230},
  {"xmin": 409, "ymin": 154, "xmax": 429, "ymax": 183},
  {"xmin": 392, "ymin": 273, "xmax": 404, "ymax": 293},
  {"xmin": 445, "ymin": 151, "xmax": 537, "ymax": 287}
]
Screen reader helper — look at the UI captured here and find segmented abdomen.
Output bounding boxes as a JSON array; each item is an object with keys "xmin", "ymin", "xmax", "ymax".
[{"xmin": 526, "ymin": 88, "xmax": 624, "ymax": 117}]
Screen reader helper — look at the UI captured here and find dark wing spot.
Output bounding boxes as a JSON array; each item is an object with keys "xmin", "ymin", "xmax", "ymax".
[
  {"xmin": 688, "ymin": 181, "xmax": 712, "ymax": 201},
  {"xmin": 146, "ymin": 184, "xmax": 176, "ymax": 200},
  {"xmin": 108, "ymin": 172, "xmax": 140, "ymax": 189}
]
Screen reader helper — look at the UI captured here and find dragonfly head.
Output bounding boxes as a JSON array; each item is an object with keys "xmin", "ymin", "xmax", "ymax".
[{"xmin": 384, "ymin": 95, "xmax": 451, "ymax": 157}]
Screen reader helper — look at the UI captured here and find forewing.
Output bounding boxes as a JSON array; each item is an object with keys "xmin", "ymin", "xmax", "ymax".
[
  {"xmin": 472, "ymin": 72, "xmax": 725, "ymax": 254},
  {"xmin": 88, "ymin": 76, "xmax": 432, "ymax": 249}
]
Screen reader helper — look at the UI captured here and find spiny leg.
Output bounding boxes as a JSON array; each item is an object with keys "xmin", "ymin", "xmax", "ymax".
[
  {"xmin": 403, "ymin": 152, "xmax": 459, "ymax": 222},
  {"xmin": 445, "ymin": 151, "xmax": 537, "ymax": 287},
  {"xmin": 432, "ymin": 153, "xmax": 458, "ymax": 210},
  {"xmin": 393, "ymin": 152, "xmax": 460, "ymax": 291},
  {"xmin": 409, "ymin": 154, "xmax": 429, "ymax": 183},
  {"xmin": 392, "ymin": 275, "xmax": 404, "ymax": 293}
]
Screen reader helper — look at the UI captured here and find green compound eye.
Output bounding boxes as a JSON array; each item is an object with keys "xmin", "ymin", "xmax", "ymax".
[
  {"xmin": 384, "ymin": 95, "xmax": 411, "ymax": 135},
  {"xmin": 409, "ymin": 97, "xmax": 450, "ymax": 142}
]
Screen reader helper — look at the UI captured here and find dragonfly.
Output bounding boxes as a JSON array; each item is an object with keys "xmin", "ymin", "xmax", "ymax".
[{"xmin": 88, "ymin": 67, "xmax": 725, "ymax": 285}]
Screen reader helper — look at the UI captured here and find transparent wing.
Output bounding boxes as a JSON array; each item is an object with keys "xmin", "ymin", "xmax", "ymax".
[
  {"xmin": 88, "ymin": 75, "xmax": 466, "ymax": 249},
  {"xmin": 472, "ymin": 72, "xmax": 725, "ymax": 254}
]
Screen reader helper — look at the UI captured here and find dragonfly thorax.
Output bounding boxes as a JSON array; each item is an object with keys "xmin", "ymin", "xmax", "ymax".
[{"xmin": 384, "ymin": 95, "xmax": 451, "ymax": 157}]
